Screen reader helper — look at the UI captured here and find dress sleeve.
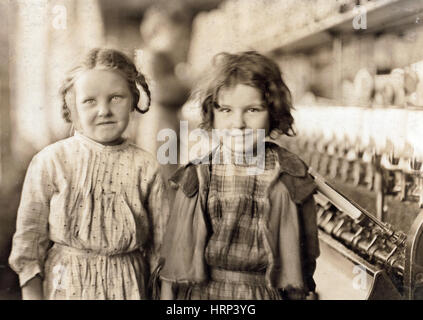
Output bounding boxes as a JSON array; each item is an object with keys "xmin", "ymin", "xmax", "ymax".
[
  {"xmin": 146, "ymin": 168, "xmax": 170, "ymax": 272},
  {"xmin": 160, "ymin": 187, "xmax": 208, "ymax": 284},
  {"xmin": 8, "ymin": 153, "xmax": 55, "ymax": 287},
  {"xmin": 160, "ymin": 165, "xmax": 209, "ymax": 285},
  {"xmin": 298, "ymin": 195, "xmax": 320, "ymax": 293},
  {"xmin": 279, "ymin": 169, "xmax": 319, "ymax": 295}
]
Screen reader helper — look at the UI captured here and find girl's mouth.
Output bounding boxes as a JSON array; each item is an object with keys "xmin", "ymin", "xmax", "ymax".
[
  {"xmin": 226, "ymin": 129, "xmax": 254, "ymax": 138},
  {"xmin": 97, "ymin": 121, "xmax": 116, "ymax": 126}
]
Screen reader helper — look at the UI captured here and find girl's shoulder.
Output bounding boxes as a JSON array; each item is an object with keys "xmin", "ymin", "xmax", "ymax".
[
  {"xmin": 168, "ymin": 148, "xmax": 215, "ymax": 197},
  {"xmin": 33, "ymin": 137, "xmax": 159, "ymax": 166},
  {"xmin": 126, "ymin": 143, "xmax": 167, "ymax": 183},
  {"xmin": 169, "ymin": 163, "xmax": 199, "ymax": 197},
  {"xmin": 169, "ymin": 144, "xmax": 218, "ymax": 197},
  {"xmin": 126, "ymin": 142, "xmax": 161, "ymax": 170},
  {"xmin": 31, "ymin": 136, "xmax": 79, "ymax": 162},
  {"xmin": 169, "ymin": 144, "xmax": 316, "ymax": 203},
  {"xmin": 23, "ymin": 137, "xmax": 81, "ymax": 176},
  {"xmin": 268, "ymin": 144, "xmax": 316, "ymax": 204},
  {"xmin": 270, "ymin": 144, "xmax": 309, "ymax": 177}
]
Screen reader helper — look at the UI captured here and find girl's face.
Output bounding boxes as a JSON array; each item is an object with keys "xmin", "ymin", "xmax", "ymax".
[
  {"xmin": 214, "ymin": 84, "xmax": 270, "ymax": 153},
  {"xmin": 72, "ymin": 69, "xmax": 133, "ymax": 145}
]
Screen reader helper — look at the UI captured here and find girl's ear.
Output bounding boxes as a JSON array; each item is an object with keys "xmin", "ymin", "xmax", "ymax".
[
  {"xmin": 65, "ymin": 89, "xmax": 82, "ymax": 132},
  {"xmin": 70, "ymin": 109, "xmax": 82, "ymax": 133},
  {"xmin": 269, "ymin": 129, "xmax": 280, "ymax": 140}
]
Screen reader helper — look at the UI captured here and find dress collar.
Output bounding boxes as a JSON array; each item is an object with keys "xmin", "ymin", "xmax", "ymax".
[
  {"xmin": 74, "ymin": 131, "xmax": 129, "ymax": 152},
  {"xmin": 190, "ymin": 135, "xmax": 307, "ymax": 178},
  {"xmin": 264, "ymin": 136, "xmax": 308, "ymax": 177}
]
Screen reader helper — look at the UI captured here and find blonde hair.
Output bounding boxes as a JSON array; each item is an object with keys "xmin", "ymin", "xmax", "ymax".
[{"xmin": 60, "ymin": 48, "xmax": 151, "ymax": 123}]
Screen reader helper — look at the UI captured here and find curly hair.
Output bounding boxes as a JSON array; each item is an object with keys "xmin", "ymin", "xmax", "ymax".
[
  {"xmin": 60, "ymin": 48, "xmax": 151, "ymax": 123},
  {"xmin": 197, "ymin": 51, "xmax": 295, "ymax": 137}
]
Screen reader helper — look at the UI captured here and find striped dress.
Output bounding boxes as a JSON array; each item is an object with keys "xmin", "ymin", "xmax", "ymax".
[
  {"xmin": 9, "ymin": 132, "xmax": 169, "ymax": 300},
  {"xmin": 188, "ymin": 146, "xmax": 283, "ymax": 300}
]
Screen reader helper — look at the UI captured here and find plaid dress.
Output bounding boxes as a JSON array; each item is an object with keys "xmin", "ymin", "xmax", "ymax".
[{"xmin": 188, "ymin": 146, "xmax": 283, "ymax": 300}]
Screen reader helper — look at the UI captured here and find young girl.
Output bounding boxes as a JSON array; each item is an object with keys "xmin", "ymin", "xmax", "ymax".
[
  {"xmin": 160, "ymin": 51, "xmax": 319, "ymax": 300},
  {"xmin": 9, "ymin": 48, "xmax": 169, "ymax": 300}
]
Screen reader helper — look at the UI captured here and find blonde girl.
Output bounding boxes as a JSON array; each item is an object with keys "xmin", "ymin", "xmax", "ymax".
[{"xmin": 9, "ymin": 48, "xmax": 169, "ymax": 300}]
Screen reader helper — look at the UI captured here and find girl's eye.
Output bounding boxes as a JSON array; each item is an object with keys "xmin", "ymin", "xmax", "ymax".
[
  {"xmin": 248, "ymin": 108, "xmax": 260, "ymax": 113},
  {"xmin": 83, "ymin": 98, "xmax": 96, "ymax": 105},
  {"xmin": 248, "ymin": 106, "xmax": 265, "ymax": 113},
  {"xmin": 111, "ymin": 95, "xmax": 124, "ymax": 103},
  {"xmin": 217, "ymin": 107, "xmax": 231, "ymax": 113}
]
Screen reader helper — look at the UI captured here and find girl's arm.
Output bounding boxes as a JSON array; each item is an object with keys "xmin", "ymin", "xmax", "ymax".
[
  {"xmin": 9, "ymin": 153, "xmax": 55, "ymax": 300},
  {"xmin": 298, "ymin": 195, "xmax": 320, "ymax": 294},
  {"xmin": 146, "ymin": 168, "xmax": 170, "ymax": 272},
  {"xmin": 21, "ymin": 275, "xmax": 43, "ymax": 300},
  {"xmin": 160, "ymin": 280, "xmax": 176, "ymax": 300},
  {"xmin": 145, "ymin": 165, "xmax": 171, "ymax": 299}
]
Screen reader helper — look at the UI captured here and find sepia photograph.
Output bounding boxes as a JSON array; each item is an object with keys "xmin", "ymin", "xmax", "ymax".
[{"xmin": 1, "ymin": 0, "xmax": 423, "ymax": 306}]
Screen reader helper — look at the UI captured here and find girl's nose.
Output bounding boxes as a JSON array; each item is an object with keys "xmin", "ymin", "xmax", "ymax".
[
  {"xmin": 98, "ymin": 102, "xmax": 112, "ymax": 117},
  {"xmin": 232, "ymin": 113, "xmax": 246, "ymax": 129}
]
